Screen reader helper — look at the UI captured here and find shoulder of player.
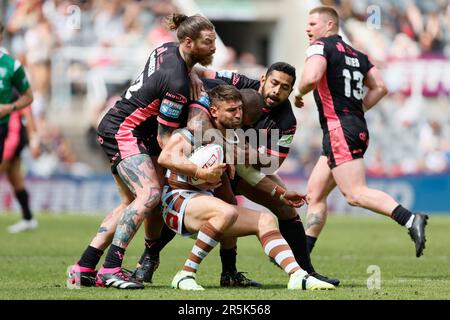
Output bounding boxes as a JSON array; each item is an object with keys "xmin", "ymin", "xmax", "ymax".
[
  {"xmin": 261, "ymin": 101, "xmax": 296, "ymax": 128},
  {"xmin": 0, "ymin": 52, "xmax": 20, "ymax": 70},
  {"xmin": 280, "ymin": 102, "xmax": 297, "ymax": 128},
  {"xmin": 216, "ymin": 70, "xmax": 260, "ymax": 89}
]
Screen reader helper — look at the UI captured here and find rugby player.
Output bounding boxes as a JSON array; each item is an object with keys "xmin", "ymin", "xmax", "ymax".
[
  {"xmin": 0, "ymin": 23, "xmax": 33, "ymax": 164},
  {"xmin": 295, "ymin": 6, "xmax": 428, "ymax": 257},
  {"xmin": 0, "ymin": 24, "xmax": 39, "ymax": 233},
  {"xmin": 158, "ymin": 84, "xmax": 334, "ymax": 290},
  {"xmin": 68, "ymin": 13, "xmax": 217, "ymax": 289},
  {"xmin": 134, "ymin": 63, "xmax": 340, "ymax": 287}
]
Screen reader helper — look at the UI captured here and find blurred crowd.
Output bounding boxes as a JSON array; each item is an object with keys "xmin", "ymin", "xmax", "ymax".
[
  {"xmin": 284, "ymin": 0, "xmax": 450, "ymax": 177},
  {"xmin": 323, "ymin": 0, "xmax": 450, "ymax": 61},
  {"xmin": 1, "ymin": 0, "xmax": 449, "ymax": 177},
  {"xmin": 3, "ymin": 0, "xmax": 181, "ymax": 176}
]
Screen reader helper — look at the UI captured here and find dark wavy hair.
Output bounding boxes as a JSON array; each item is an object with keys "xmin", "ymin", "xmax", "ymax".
[{"xmin": 165, "ymin": 13, "xmax": 214, "ymax": 41}]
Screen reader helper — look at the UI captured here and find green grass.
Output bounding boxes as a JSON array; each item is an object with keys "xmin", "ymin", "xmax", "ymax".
[{"xmin": 0, "ymin": 213, "xmax": 449, "ymax": 300}]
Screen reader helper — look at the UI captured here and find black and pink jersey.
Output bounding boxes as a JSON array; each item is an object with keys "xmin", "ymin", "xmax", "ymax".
[
  {"xmin": 306, "ymin": 35, "xmax": 374, "ymax": 131},
  {"xmin": 212, "ymin": 72, "xmax": 297, "ymax": 158},
  {"xmin": 97, "ymin": 42, "xmax": 190, "ymax": 160}
]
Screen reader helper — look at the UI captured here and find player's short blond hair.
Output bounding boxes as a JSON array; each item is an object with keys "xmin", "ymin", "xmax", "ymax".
[{"xmin": 309, "ymin": 6, "xmax": 339, "ymax": 30}]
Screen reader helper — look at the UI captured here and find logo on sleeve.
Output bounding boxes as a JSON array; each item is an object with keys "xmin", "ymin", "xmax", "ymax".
[
  {"xmin": 197, "ymin": 92, "xmax": 210, "ymax": 107},
  {"xmin": 277, "ymin": 134, "xmax": 294, "ymax": 148},
  {"xmin": 160, "ymin": 99, "xmax": 184, "ymax": 119},
  {"xmin": 217, "ymin": 70, "xmax": 234, "ymax": 79},
  {"xmin": 165, "ymin": 92, "xmax": 187, "ymax": 104}
]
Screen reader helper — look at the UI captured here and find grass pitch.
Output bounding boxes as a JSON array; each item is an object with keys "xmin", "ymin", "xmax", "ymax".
[{"xmin": 0, "ymin": 213, "xmax": 449, "ymax": 300}]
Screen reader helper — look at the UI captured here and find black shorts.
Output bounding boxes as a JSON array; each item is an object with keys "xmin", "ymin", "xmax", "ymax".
[
  {"xmin": 97, "ymin": 132, "xmax": 161, "ymax": 174},
  {"xmin": 229, "ymin": 173, "xmax": 243, "ymax": 195},
  {"xmin": 0, "ymin": 123, "xmax": 8, "ymax": 163},
  {"xmin": 322, "ymin": 123, "xmax": 369, "ymax": 169}
]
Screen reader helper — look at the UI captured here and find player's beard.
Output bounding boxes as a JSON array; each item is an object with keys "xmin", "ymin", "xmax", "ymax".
[
  {"xmin": 192, "ymin": 52, "xmax": 214, "ymax": 66},
  {"xmin": 261, "ymin": 86, "xmax": 280, "ymax": 108}
]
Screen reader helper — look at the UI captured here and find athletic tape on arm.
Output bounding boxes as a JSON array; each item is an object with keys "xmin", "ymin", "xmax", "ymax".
[{"xmin": 235, "ymin": 164, "xmax": 265, "ymax": 186}]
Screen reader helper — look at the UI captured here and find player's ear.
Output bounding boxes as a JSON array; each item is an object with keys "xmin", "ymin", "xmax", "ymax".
[
  {"xmin": 210, "ymin": 105, "xmax": 217, "ymax": 117},
  {"xmin": 185, "ymin": 37, "xmax": 193, "ymax": 49},
  {"xmin": 260, "ymin": 74, "xmax": 266, "ymax": 85},
  {"xmin": 326, "ymin": 19, "xmax": 334, "ymax": 32}
]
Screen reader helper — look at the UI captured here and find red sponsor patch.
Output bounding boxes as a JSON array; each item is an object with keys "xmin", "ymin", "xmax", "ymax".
[
  {"xmin": 282, "ymin": 127, "xmax": 297, "ymax": 134},
  {"xmin": 165, "ymin": 92, "xmax": 187, "ymax": 104},
  {"xmin": 165, "ymin": 212, "xmax": 179, "ymax": 231}
]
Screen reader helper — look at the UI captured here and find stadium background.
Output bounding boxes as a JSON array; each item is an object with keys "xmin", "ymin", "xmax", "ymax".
[
  {"xmin": 0, "ymin": 0, "xmax": 448, "ymax": 214},
  {"xmin": 0, "ymin": 0, "xmax": 449, "ymax": 302}
]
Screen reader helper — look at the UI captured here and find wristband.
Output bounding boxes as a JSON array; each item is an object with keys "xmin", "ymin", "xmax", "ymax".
[
  {"xmin": 293, "ymin": 88, "xmax": 303, "ymax": 98},
  {"xmin": 11, "ymin": 104, "xmax": 17, "ymax": 112},
  {"xmin": 271, "ymin": 185, "xmax": 286, "ymax": 200}
]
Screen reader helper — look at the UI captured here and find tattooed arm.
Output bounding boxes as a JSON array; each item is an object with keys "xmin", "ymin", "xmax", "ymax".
[
  {"xmin": 158, "ymin": 132, "xmax": 225, "ymax": 184},
  {"xmin": 187, "ymin": 106, "xmax": 216, "ymax": 136},
  {"xmin": 157, "ymin": 123, "xmax": 177, "ymax": 149}
]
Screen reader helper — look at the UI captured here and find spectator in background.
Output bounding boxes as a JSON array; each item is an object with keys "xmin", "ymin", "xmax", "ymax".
[
  {"xmin": 236, "ymin": 51, "xmax": 266, "ymax": 80},
  {"xmin": 24, "ymin": 14, "xmax": 55, "ymax": 116},
  {"xmin": 3, "ymin": 105, "xmax": 41, "ymax": 233}
]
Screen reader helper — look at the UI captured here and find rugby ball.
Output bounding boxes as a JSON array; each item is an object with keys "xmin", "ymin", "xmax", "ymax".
[{"xmin": 188, "ymin": 143, "xmax": 224, "ymax": 186}]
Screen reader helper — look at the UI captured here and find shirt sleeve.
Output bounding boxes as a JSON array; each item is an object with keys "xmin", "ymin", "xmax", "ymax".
[
  {"xmin": 365, "ymin": 54, "xmax": 375, "ymax": 74},
  {"xmin": 11, "ymin": 60, "xmax": 30, "ymax": 94},
  {"xmin": 215, "ymin": 70, "xmax": 260, "ymax": 90},
  {"xmin": 305, "ymin": 39, "xmax": 328, "ymax": 61},
  {"xmin": 157, "ymin": 74, "xmax": 190, "ymax": 128},
  {"xmin": 188, "ymin": 91, "xmax": 212, "ymax": 119}
]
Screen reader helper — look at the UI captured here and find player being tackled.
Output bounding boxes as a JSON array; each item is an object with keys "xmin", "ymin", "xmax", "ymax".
[{"xmin": 158, "ymin": 85, "xmax": 334, "ymax": 291}]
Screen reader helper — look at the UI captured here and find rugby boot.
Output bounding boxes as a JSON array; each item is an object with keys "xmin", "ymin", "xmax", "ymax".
[
  {"xmin": 408, "ymin": 213, "xmax": 429, "ymax": 257},
  {"xmin": 220, "ymin": 271, "xmax": 262, "ymax": 287},
  {"xmin": 132, "ymin": 254, "xmax": 160, "ymax": 283},
  {"xmin": 67, "ymin": 263, "xmax": 97, "ymax": 287},
  {"xmin": 96, "ymin": 267, "xmax": 144, "ymax": 289}
]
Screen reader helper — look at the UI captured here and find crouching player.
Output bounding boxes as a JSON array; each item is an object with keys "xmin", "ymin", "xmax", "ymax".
[{"xmin": 157, "ymin": 85, "xmax": 335, "ymax": 290}]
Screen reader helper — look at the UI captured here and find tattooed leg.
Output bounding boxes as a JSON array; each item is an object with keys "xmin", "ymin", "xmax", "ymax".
[
  {"xmin": 111, "ymin": 154, "xmax": 161, "ymax": 249},
  {"xmin": 305, "ymin": 156, "xmax": 337, "ymax": 238},
  {"xmin": 90, "ymin": 174, "xmax": 134, "ymax": 251}
]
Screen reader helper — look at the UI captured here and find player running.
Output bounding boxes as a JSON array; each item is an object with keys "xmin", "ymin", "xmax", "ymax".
[
  {"xmin": 158, "ymin": 84, "xmax": 334, "ymax": 291},
  {"xmin": 68, "ymin": 13, "xmax": 217, "ymax": 289},
  {"xmin": 294, "ymin": 6, "xmax": 428, "ymax": 257}
]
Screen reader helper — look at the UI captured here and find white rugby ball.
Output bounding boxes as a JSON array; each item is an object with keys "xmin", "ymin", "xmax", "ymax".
[{"xmin": 188, "ymin": 143, "xmax": 224, "ymax": 186}]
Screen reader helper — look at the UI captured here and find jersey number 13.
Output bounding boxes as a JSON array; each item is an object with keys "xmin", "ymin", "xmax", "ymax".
[{"xmin": 342, "ymin": 68, "xmax": 364, "ymax": 100}]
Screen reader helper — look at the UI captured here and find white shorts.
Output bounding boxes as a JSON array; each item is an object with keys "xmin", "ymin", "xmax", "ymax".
[{"xmin": 161, "ymin": 185, "xmax": 213, "ymax": 237}]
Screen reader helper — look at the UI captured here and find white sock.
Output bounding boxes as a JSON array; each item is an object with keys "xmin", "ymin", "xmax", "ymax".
[
  {"xmin": 293, "ymin": 269, "xmax": 308, "ymax": 277},
  {"xmin": 405, "ymin": 215, "xmax": 415, "ymax": 229}
]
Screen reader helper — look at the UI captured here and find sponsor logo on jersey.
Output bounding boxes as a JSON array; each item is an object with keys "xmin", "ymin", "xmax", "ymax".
[
  {"xmin": 165, "ymin": 92, "xmax": 187, "ymax": 104},
  {"xmin": 217, "ymin": 70, "xmax": 234, "ymax": 79},
  {"xmin": 282, "ymin": 126, "xmax": 296, "ymax": 134},
  {"xmin": 0, "ymin": 67, "xmax": 6, "ymax": 77},
  {"xmin": 197, "ymin": 92, "xmax": 210, "ymax": 107},
  {"xmin": 277, "ymin": 134, "xmax": 294, "ymax": 148},
  {"xmin": 160, "ymin": 99, "xmax": 184, "ymax": 118}
]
